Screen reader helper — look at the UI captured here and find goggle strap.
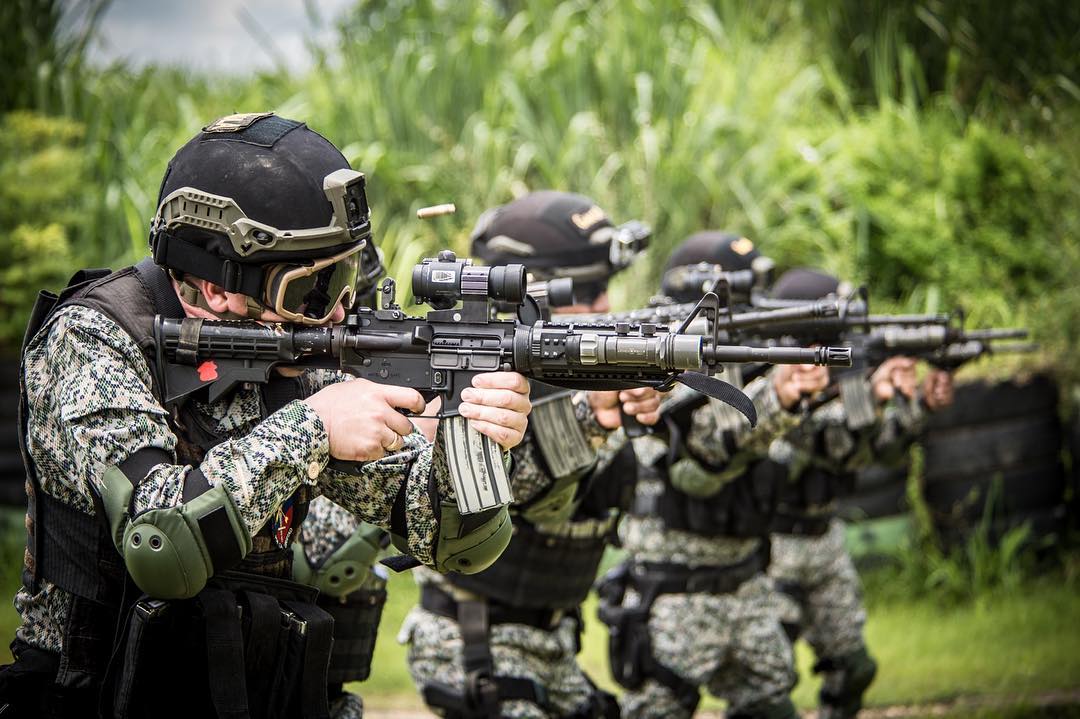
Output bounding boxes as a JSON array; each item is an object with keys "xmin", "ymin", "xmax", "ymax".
[
  {"xmin": 153, "ymin": 230, "xmax": 265, "ymax": 296},
  {"xmin": 179, "ymin": 279, "xmax": 258, "ymax": 321}
]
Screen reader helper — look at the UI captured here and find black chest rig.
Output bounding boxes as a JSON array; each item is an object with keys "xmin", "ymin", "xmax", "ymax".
[
  {"xmin": 757, "ymin": 459, "xmax": 855, "ymax": 536},
  {"xmin": 10, "ymin": 260, "xmax": 330, "ymax": 719},
  {"xmin": 630, "ymin": 395, "xmax": 775, "ymax": 539},
  {"xmin": 445, "ymin": 441, "xmax": 638, "ymax": 611}
]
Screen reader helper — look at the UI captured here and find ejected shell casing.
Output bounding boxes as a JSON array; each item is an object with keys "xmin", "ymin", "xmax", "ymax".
[{"xmin": 417, "ymin": 203, "xmax": 457, "ymax": 219}]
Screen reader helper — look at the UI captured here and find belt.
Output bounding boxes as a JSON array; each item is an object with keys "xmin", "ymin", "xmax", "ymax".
[
  {"xmin": 630, "ymin": 541, "xmax": 770, "ymax": 596},
  {"xmin": 770, "ymin": 511, "xmax": 832, "ymax": 536}
]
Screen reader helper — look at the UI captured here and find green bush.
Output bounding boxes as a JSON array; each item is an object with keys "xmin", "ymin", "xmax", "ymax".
[{"xmin": 0, "ymin": 111, "xmax": 81, "ymax": 352}]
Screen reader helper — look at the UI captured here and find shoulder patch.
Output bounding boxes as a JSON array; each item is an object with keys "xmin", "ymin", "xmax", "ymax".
[
  {"xmin": 203, "ymin": 112, "xmax": 275, "ymax": 133},
  {"xmin": 570, "ymin": 205, "xmax": 608, "ymax": 232},
  {"xmin": 731, "ymin": 237, "xmax": 755, "ymax": 255}
]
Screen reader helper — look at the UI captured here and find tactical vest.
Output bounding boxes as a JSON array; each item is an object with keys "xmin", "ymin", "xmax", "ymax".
[
  {"xmin": 630, "ymin": 457, "xmax": 776, "ymax": 538},
  {"xmin": 446, "ymin": 442, "xmax": 638, "ymax": 610},
  {"xmin": 755, "ymin": 459, "xmax": 855, "ymax": 536},
  {"xmin": 9, "ymin": 260, "xmax": 330, "ymax": 719}
]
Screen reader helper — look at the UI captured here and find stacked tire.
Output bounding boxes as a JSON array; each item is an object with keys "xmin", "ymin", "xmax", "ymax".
[
  {"xmin": 922, "ymin": 374, "xmax": 1066, "ymax": 548},
  {"xmin": 0, "ymin": 358, "xmax": 24, "ymax": 506},
  {"xmin": 839, "ymin": 461, "xmax": 912, "ymax": 561}
]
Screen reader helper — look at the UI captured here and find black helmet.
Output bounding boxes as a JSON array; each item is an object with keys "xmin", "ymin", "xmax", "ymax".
[
  {"xmin": 661, "ymin": 231, "xmax": 768, "ymax": 303},
  {"xmin": 469, "ymin": 190, "xmax": 649, "ymax": 303},
  {"xmin": 770, "ymin": 268, "xmax": 841, "ymax": 300},
  {"xmin": 150, "ymin": 112, "xmax": 375, "ymax": 323}
]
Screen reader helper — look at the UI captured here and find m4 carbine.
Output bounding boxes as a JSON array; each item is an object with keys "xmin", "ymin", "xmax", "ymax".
[
  {"xmin": 853, "ymin": 323, "xmax": 1032, "ymax": 370},
  {"xmin": 155, "ymin": 251, "xmax": 850, "ymax": 513}
]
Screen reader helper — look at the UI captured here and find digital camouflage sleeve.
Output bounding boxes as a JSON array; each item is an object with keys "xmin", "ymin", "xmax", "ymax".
[{"xmin": 16, "ymin": 304, "xmax": 458, "ymax": 653}]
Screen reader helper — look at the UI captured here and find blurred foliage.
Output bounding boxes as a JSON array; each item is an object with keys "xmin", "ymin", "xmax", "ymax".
[
  {"xmin": 0, "ymin": 0, "xmax": 109, "ymax": 114},
  {"xmin": 0, "ymin": 0, "xmax": 1077, "ymax": 386},
  {"xmin": 798, "ymin": 0, "xmax": 1080, "ymax": 118},
  {"xmin": 0, "ymin": 112, "xmax": 81, "ymax": 348}
]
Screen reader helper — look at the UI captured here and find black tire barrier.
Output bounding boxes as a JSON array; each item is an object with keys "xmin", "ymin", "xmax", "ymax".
[
  {"xmin": 838, "ymin": 462, "xmax": 909, "ymax": 522},
  {"xmin": 0, "ymin": 358, "xmax": 23, "ymax": 507},
  {"xmin": 923, "ymin": 374, "xmax": 1066, "ymax": 547}
]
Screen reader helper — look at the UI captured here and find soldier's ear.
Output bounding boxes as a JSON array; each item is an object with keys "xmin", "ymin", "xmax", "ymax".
[{"xmin": 197, "ymin": 279, "xmax": 232, "ymax": 314}]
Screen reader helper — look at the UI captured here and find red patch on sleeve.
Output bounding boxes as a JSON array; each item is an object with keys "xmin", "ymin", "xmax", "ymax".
[{"xmin": 197, "ymin": 361, "xmax": 218, "ymax": 381}]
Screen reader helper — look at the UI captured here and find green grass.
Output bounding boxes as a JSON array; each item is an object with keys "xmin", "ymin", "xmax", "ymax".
[{"xmin": 352, "ymin": 562, "xmax": 1080, "ymax": 712}]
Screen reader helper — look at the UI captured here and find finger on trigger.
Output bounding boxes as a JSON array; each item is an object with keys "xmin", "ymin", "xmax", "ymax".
[
  {"xmin": 383, "ymin": 385, "xmax": 427, "ymax": 414},
  {"xmin": 382, "ymin": 407, "xmax": 416, "ymax": 438}
]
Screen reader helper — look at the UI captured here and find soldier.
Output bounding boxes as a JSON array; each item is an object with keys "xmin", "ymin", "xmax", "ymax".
[
  {"xmin": 398, "ymin": 191, "xmax": 662, "ymax": 719},
  {"xmin": 597, "ymin": 231, "xmax": 833, "ymax": 719},
  {"xmin": 761, "ymin": 268, "xmax": 955, "ymax": 719},
  {"xmin": 0, "ymin": 113, "xmax": 532, "ymax": 718}
]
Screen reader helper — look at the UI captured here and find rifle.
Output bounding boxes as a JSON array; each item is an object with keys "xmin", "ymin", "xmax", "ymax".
[
  {"xmin": 799, "ymin": 324, "xmax": 1033, "ymax": 415},
  {"xmin": 852, "ymin": 324, "xmax": 1032, "ymax": 370},
  {"xmin": 155, "ymin": 251, "xmax": 851, "ymax": 513}
]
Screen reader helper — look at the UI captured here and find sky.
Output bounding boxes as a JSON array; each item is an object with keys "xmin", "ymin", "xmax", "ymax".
[{"xmin": 88, "ymin": 0, "xmax": 355, "ymax": 73}]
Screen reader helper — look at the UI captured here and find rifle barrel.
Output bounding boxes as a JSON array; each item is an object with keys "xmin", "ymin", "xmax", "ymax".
[
  {"xmin": 705, "ymin": 344, "xmax": 852, "ymax": 367},
  {"xmin": 964, "ymin": 328, "xmax": 1029, "ymax": 341}
]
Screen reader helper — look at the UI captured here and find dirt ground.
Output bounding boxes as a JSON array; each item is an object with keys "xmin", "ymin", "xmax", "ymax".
[{"xmin": 364, "ymin": 689, "xmax": 1080, "ymax": 719}]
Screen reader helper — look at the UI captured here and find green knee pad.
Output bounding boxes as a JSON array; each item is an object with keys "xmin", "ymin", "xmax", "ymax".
[{"xmin": 433, "ymin": 502, "xmax": 512, "ymax": 574}]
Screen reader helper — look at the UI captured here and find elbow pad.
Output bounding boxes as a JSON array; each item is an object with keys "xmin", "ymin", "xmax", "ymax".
[
  {"xmin": 292, "ymin": 521, "xmax": 384, "ymax": 598},
  {"xmin": 100, "ymin": 465, "xmax": 251, "ymax": 600},
  {"xmin": 433, "ymin": 502, "xmax": 512, "ymax": 574}
]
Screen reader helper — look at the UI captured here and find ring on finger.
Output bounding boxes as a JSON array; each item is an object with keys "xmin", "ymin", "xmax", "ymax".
[{"xmin": 382, "ymin": 432, "xmax": 405, "ymax": 452}]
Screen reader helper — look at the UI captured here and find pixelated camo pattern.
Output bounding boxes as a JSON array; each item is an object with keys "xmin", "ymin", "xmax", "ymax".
[
  {"xmin": 418, "ymin": 392, "xmax": 621, "ymax": 596},
  {"xmin": 618, "ymin": 574, "xmax": 796, "ymax": 719},
  {"xmin": 508, "ymin": 392, "xmax": 616, "ymax": 504},
  {"xmin": 16, "ymin": 304, "xmax": 450, "ymax": 652},
  {"xmin": 768, "ymin": 519, "xmax": 868, "ymax": 660},
  {"xmin": 620, "ymin": 373, "xmax": 797, "ymax": 566},
  {"xmin": 301, "ymin": 496, "xmax": 363, "ymax": 565},
  {"xmin": 399, "ymin": 607, "xmax": 595, "ymax": 719},
  {"xmin": 768, "ymin": 387, "xmax": 926, "ymax": 493}
]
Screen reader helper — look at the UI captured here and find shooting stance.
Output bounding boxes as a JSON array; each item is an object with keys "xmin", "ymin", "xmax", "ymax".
[{"xmin": 0, "ymin": 113, "xmax": 532, "ymax": 718}]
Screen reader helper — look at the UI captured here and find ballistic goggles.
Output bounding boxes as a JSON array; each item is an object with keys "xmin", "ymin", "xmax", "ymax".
[
  {"xmin": 151, "ymin": 169, "xmax": 372, "ymax": 324},
  {"xmin": 262, "ymin": 244, "xmax": 362, "ymax": 323}
]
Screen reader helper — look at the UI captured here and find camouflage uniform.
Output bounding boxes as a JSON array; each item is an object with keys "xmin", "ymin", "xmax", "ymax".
[
  {"xmin": 614, "ymin": 373, "xmax": 801, "ymax": 718},
  {"xmin": 399, "ymin": 392, "xmax": 621, "ymax": 718},
  {"xmin": 766, "ymin": 391, "xmax": 926, "ymax": 710},
  {"xmin": 15, "ymin": 302, "xmax": 462, "ymax": 656}
]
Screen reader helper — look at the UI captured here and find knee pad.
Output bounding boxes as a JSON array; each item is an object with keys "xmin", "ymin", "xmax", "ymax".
[{"xmin": 817, "ymin": 646, "xmax": 877, "ymax": 714}]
